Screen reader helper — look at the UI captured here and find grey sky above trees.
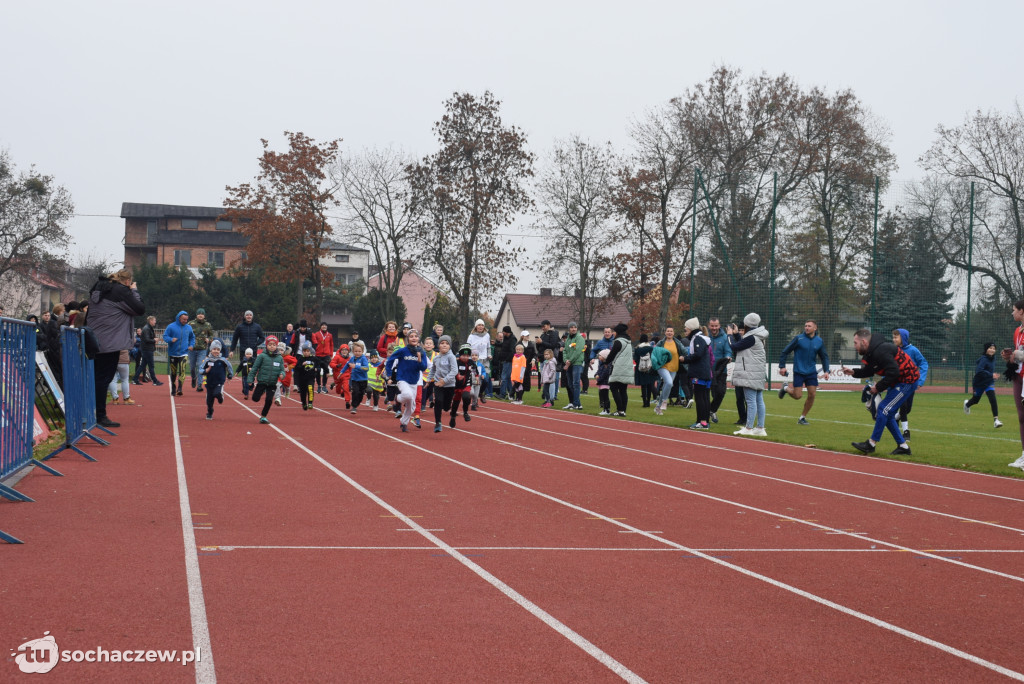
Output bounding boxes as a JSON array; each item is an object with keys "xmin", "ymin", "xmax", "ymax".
[{"xmin": 1, "ymin": 1, "xmax": 1021, "ymax": 312}]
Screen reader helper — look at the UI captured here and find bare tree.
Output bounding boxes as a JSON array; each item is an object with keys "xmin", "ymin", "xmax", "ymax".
[
  {"xmin": 0, "ymin": 150, "xmax": 74, "ymax": 283},
  {"xmin": 622, "ymin": 103, "xmax": 699, "ymax": 330},
  {"xmin": 334, "ymin": 147, "xmax": 419, "ymax": 325},
  {"xmin": 534, "ymin": 136, "xmax": 619, "ymax": 333},
  {"xmin": 408, "ymin": 92, "xmax": 534, "ymax": 341},
  {"xmin": 917, "ymin": 103, "xmax": 1024, "ymax": 301}
]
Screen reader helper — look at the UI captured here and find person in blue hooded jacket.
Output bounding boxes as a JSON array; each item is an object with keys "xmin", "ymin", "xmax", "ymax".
[
  {"xmin": 892, "ymin": 328, "xmax": 929, "ymax": 440},
  {"xmin": 963, "ymin": 341, "xmax": 1002, "ymax": 429},
  {"xmin": 163, "ymin": 310, "xmax": 196, "ymax": 396}
]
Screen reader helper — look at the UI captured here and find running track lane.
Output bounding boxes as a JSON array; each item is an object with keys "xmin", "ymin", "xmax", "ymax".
[{"xmin": 205, "ymin": 393, "xmax": 1024, "ymax": 679}]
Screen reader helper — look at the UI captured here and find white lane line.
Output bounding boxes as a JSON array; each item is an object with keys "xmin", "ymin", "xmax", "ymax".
[
  {"xmin": 226, "ymin": 394, "xmax": 646, "ymax": 684},
  {"xmin": 306, "ymin": 400, "xmax": 1024, "ymax": 681},
  {"xmin": 477, "ymin": 412, "xmax": 1024, "ymax": 535},
  {"xmin": 170, "ymin": 389, "xmax": 216, "ymax": 683},
  {"xmin": 485, "ymin": 405, "xmax": 1024, "ymax": 502},
  {"xmin": 205, "ymin": 545, "xmax": 1024, "ymax": 553},
  {"xmin": 463, "ymin": 417, "xmax": 1024, "ymax": 583}
]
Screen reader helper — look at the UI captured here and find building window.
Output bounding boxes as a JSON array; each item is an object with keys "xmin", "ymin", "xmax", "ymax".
[
  {"xmin": 146, "ymin": 220, "xmax": 158, "ymax": 245},
  {"xmin": 174, "ymin": 250, "xmax": 191, "ymax": 267},
  {"xmin": 207, "ymin": 251, "xmax": 225, "ymax": 268},
  {"xmin": 216, "ymin": 220, "xmax": 232, "ymax": 231},
  {"xmin": 238, "ymin": 251, "xmax": 247, "ymax": 262},
  {"xmin": 181, "ymin": 219, "xmax": 199, "ymax": 230},
  {"xmin": 335, "ymin": 254, "xmax": 350, "ymax": 263},
  {"xmin": 145, "ymin": 252, "xmax": 157, "ymax": 265},
  {"xmin": 348, "ymin": 274, "xmax": 360, "ymax": 284}
]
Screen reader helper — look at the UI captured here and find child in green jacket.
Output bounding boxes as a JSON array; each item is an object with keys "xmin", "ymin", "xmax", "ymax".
[{"xmin": 248, "ymin": 335, "xmax": 287, "ymax": 424}]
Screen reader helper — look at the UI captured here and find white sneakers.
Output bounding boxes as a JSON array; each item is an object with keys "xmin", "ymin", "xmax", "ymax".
[
  {"xmin": 733, "ymin": 426, "xmax": 767, "ymax": 437},
  {"xmin": 963, "ymin": 399, "xmax": 970, "ymax": 415},
  {"xmin": 1009, "ymin": 453, "xmax": 1024, "ymax": 469},
  {"xmin": 994, "ymin": 418, "xmax": 1004, "ymax": 428}
]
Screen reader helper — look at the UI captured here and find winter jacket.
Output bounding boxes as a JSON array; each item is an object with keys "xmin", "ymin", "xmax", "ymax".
[
  {"xmin": 536, "ymin": 329, "xmax": 561, "ymax": 360},
  {"xmin": 730, "ymin": 326, "xmax": 770, "ymax": 389},
  {"xmin": 591, "ymin": 335, "xmax": 615, "ymax": 361},
  {"xmin": 236, "ymin": 356, "xmax": 254, "ymax": 381},
  {"xmin": 163, "ymin": 312, "xmax": 196, "ymax": 358},
  {"xmin": 86, "ymin": 279, "xmax": 146, "ymax": 354},
  {"xmin": 140, "ymin": 323, "xmax": 157, "ymax": 351},
  {"xmin": 779, "ymin": 332, "xmax": 829, "ymax": 376},
  {"xmin": 973, "ymin": 354, "xmax": 996, "ymax": 393},
  {"xmin": 201, "ymin": 356, "xmax": 233, "ymax": 386},
  {"xmin": 231, "ymin": 321, "xmax": 264, "ymax": 356},
  {"xmin": 189, "ymin": 319, "xmax": 215, "ymax": 351},
  {"xmin": 454, "ymin": 357, "xmax": 476, "ymax": 389},
  {"xmin": 608, "ymin": 336, "xmax": 634, "ymax": 385},
  {"xmin": 681, "ymin": 331, "xmax": 712, "ymax": 381},
  {"xmin": 312, "ymin": 330, "xmax": 334, "ymax": 357},
  {"xmin": 633, "ymin": 343, "xmax": 657, "ymax": 384},
  {"xmin": 540, "ymin": 358, "xmax": 557, "ymax": 384},
  {"xmin": 895, "ymin": 329, "xmax": 928, "ymax": 388},
  {"xmin": 494, "ymin": 334, "xmax": 516, "ymax": 365},
  {"xmin": 432, "ymin": 350, "xmax": 459, "ymax": 386},
  {"xmin": 656, "ymin": 337, "xmax": 687, "ymax": 373},
  {"xmin": 563, "ymin": 332, "xmax": 586, "ymax": 366},
  {"xmin": 248, "ymin": 349, "xmax": 287, "ymax": 386},
  {"xmin": 376, "ymin": 331, "xmax": 399, "ymax": 357},
  {"xmin": 849, "ymin": 333, "xmax": 919, "ymax": 392},
  {"xmin": 708, "ymin": 329, "xmax": 733, "ymax": 361},
  {"xmin": 648, "ymin": 345, "xmax": 671, "ymax": 372},
  {"xmin": 294, "ymin": 355, "xmax": 319, "ymax": 384},
  {"xmin": 386, "ymin": 345, "xmax": 429, "ymax": 385},
  {"xmin": 511, "ymin": 353, "xmax": 527, "ymax": 383}
]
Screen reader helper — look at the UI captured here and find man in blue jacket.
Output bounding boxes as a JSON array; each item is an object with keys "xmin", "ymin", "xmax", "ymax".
[
  {"xmin": 892, "ymin": 328, "xmax": 929, "ymax": 440},
  {"xmin": 163, "ymin": 310, "xmax": 196, "ymax": 397},
  {"xmin": 707, "ymin": 318, "xmax": 733, "ymax": 424},
  {"xmin": 778, "ymin": 320, "xmax": 831, "ymax": 425}
]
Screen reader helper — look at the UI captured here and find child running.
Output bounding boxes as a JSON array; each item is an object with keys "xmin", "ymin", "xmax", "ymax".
[
  {"xmin": 540, "ymin": 348, "xmax": 557, "ymax": 408},
  {"xmin": 450, "ymin": 343, "xmax": 477, "ymax": 427},
  {"xmin": 330, "ymin": 344, "xmax": 353, "ymax": 407},
  {"xmin": 248, "ymin": 335, "xmax": 287, "ymax": 424},
  {"xmin": 964, "ymin": 342, "xmax": 1003, "ymax": 428},
  {"xmin": 236, "ymin": 348, "xmax": 255, "ymax": 400},
  {"xmin": 294, "ymin": 342, "xmax": 319, "ymax": 411},
  {"xmin": 338, "ymin": 341, "xmax": 370, "ymax": 415},
  {"xmin": 430, "ymin": 335, "xmax": 458, "ymax": 432},
  {"xmin": 367, "ymin": 350, "xmax": 385, "ymax": 411},
  {"xmin": 275, "ymin": 345, "xmax": 297, "ymax": 406},
  {"xmin": 421, "ymin": 337, "xmax": 437, "ymax": 410},
  {"xmin": 386, "ymin": 329, "xmax": 428, "ymax": 432},
  {"xmin": 470, "ymin": 351, "xmax": 487, "ymax": 411},
  {"xmin": 200, "ymin": 340, "xmax": 233, "ymax": 420}
]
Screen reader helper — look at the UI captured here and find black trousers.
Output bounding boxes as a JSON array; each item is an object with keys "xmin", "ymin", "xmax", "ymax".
[
  {"xmin": 93, "ymin": 351, "xmax": 120, "ymax": 422},
  {"xmin": 610, "ymin": 382, "xmax": 628, "ymax": 412},
  {"xmin": 434, "ymin": 385, "xmax": 455, "ymax": 424},
  {"xmin": 350, "ymin": 380, "xmax": 367, "ymax": 408},
  {"xmin": 693, "ymin": 384, "xmax": 711, "ymax": 423},
  {"xmin": 640, "ymin": 381, "xmax": 655, "ymax": 407},
  {"xmin": 966, "ymin": 389, "xmax": 999, "ymax": 416},
  {"xmin": 710, "ymin": 359, "xmax": 729, "ymax": 412},
  {"xmin": 298, "ymin": 380, "xmax": 315, "ymax": 409},
  {"xmin": 252, "ymin": 382, "xmax": 277, "ymax": 417},
  {"xmin": 735, "ymin": 387, "xmax": 748, "ymax": 423},
  {"xmin": 133, "ymin": 349, "xmax": 155, "ymax": 383},
  {"xmin": 205, "ymin": 382, "xmax": 223, "ymax": 415},
  {"xmin": 315, "ymin": 356, "xmax": 331, "ymax": 387}
]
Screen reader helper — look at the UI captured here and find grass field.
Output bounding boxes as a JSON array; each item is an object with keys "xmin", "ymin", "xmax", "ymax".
[{"xmin": 515, "ymin": 385, "xmax": 1024, "ymax": 479}]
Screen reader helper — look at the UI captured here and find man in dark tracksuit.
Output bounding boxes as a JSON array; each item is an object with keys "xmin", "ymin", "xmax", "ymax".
[{"xmin": 842, "ymin": 329, "xmax": 919, "ymax": 456}]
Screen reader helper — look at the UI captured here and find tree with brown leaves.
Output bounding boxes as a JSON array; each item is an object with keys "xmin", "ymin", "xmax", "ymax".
[
  {"xmin": 222, "ymin": 132, "xmax": 341, "ymax": 322},
  {"xmin": 408, "ymin": 92, "xmax": 534, "ymax": 342}
]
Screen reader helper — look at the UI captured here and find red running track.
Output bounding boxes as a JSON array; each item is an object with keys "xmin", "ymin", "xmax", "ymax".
[{"xmin": 3, "ymin": 380, "xmax": 1024, "ymax": 682}]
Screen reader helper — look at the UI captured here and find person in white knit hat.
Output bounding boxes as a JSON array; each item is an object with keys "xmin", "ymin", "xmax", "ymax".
[
  {"xmin": 728, "ymin": 313, "xmax": 770, "ymax": 437},
  {"xmin": 680, "ymin": 318, "xmax": 713, "ymax": 429}
]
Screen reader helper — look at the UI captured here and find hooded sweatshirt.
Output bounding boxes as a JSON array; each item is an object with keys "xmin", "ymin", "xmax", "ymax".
[
  {"xmin": 431, "ymin": 350, "xmax": 459, "ymax": 386},
  {"xmin": 86, "ymin": 278, "xmax": 146, "ymax": 353},
  {"xmin": 163, "ymin": 312, "xmax": 196, "ymax": 357},
  {"xmin": 387, "ymin": 344, "xmax": 429, "ymax": 385},
  {"xmin": 850, "ymin": 332, "xmax": 919, "ymax": 392},
  {"xmin": 895, "ymin": 329, "xmax": 928, "ymax": 388}
]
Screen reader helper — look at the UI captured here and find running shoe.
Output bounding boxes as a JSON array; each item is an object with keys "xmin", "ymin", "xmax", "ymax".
[
  {"xmin": 598, "ymin": 410, "xmax": 610, "ymax": 416},
  {"xmin": 259, "ymin": 417, "xmax": 269, "ymax": 424},
  {"xmin": 733, "ymin": 427, "xmax": 754, "ymax": 435},
  {"xmin": 995, "ymin": 418, "xmax": 1004, "ymax": 428},
  {"xmin": 688, "ymin": 422, "xmax": 708, "ymax": 430},
  {"xmin": 542, "ymin": 402, "xmax": 552, "ymax": 408},
  {"xmin": 751, "ymin": 427, "xmax": 767, "ymax": 437},
  {"xmin": 413, "ymin": 417, "xmax": 421, "ymax": 429},
  {"xmin": 797, "ymin": 416, "xmax": 809, "ymax": 425},
  {"xmin": 449, "ymin": 416, "xmax": 456, "ymax": 428},
  {"xmin": 400, "ymin": 424, "xmax": 408, "ymax": 433},
  {"xmin": 963, "ymin": 399, "xmax": 970, "ymax": 415},
  {"xmin": 710, "ymin": 412, "xmax": 718, "ymax": 423},
  {"xmin": 463, "ymin": 412, "xmax": 470, "ymax": 422},
  {"xmin": 851, "ymin": 441, "xmax": 875, "ymax": 453},
  {"xmin": 434, "ymin": 423, "xmax": 442, "ymax": 433},
  {"xmin": 778, "ymin": 383, "xmax": 789, "ymax": 399},
  {"xmin": 890, "ymin": 444, "xmax": 912, "ymax": 456}
]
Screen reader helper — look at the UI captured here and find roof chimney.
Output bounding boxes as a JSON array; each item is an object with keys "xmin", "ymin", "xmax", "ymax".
[{"xmin": 540, "ymin": 287, "xmax": 552, "ymax": 297}]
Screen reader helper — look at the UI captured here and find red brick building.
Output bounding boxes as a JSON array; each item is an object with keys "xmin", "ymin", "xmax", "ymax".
[{"xmin": 121, "ymin": 202, "xmax": 249, "ymax": 275}]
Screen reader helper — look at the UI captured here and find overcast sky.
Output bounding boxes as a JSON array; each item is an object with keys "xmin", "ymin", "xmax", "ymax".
[{"xmin": 2, "ymin": 0, "xmax": 1022, "ymax": 305}]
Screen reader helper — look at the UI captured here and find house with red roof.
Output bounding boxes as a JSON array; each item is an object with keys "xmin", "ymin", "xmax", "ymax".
[{"xmin": 494, "ymin": 288, "xmax": 631, "ymax": 343}]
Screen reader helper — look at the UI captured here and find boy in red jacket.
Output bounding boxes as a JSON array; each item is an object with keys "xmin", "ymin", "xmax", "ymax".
[
  {"xmin": 275, "ymin": 345, "xmax": 298, "ymax": 406},
  {"xmin": 330, "ymin": 344, "xmax": 353, "ymax": 408}
]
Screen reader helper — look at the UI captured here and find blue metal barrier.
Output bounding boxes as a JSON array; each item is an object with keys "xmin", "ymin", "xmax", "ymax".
[
  {"xmin": 0, "ymin": 317, "xmax": 60, "ymax": 544},
  {"xmin": 43, "ymin": 327, "xmax": 107, "ymax": 463}
]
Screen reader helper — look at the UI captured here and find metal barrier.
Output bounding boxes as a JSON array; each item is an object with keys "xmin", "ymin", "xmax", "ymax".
[
  {"xmin": 0, "ymin": 317, "xmax": 61, "ymax": 544},
  {"xmin": 43, "ymin": 327, "xmax": 109, "ymax": 463}
]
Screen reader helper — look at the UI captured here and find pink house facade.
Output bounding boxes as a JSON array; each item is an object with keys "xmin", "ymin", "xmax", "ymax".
[{"xmin": 366, "ymin": 269, "xmax": 440, "ymax": 331}]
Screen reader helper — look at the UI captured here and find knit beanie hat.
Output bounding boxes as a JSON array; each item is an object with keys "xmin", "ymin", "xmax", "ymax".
[
  {"xmin": 474, "ymin": 319, "xmax": 485, "ymax": 328},
  {"xmin": 244, "ymin": 347, "xmax": 253, "ymax": 355},
  {"xmin": 438, "ymin": 334, "xmax": 452, "ymax": 346},
  {"xmin": 265, "ymin": 335, "xmax": 279, "ymax": 346},
  {"xmin": 743, "ymin": 313, "xmax": 761, "ymax": 328},
  {"xmin": 209, "ymin": 339, "xmax": 222, "ymax": 350},
  {"xmin": 684, "ymin": 317, "xmax": 700, "ymax": 332},
  {"xmin": 613, "ymin": 323, "xmax": 629, "ymax": 335},
  {"xmin": 983, "ymin": 341, "xmax": 996, "ymax": 353},
  {"xmin": 502, "ymin": 325, "xmax": 513, "ymax": 334}
]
